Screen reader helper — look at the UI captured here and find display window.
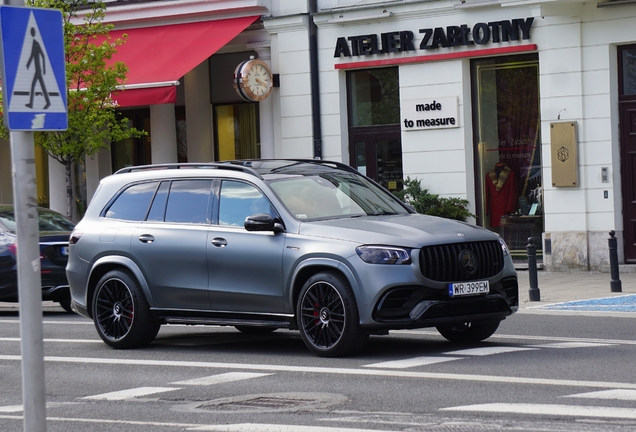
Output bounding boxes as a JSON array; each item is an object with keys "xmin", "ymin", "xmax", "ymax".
[
  {"xmin": 214, "ymin": 103, "xmax": 260, "ymax": 161},
  {"xmin": 471, "ymin": 54, "xmax": 543, "ymax": 258}
]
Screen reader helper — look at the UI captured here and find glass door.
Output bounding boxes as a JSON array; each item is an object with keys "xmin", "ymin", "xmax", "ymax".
[
  {"xmin": 350, "ymin": 126, "xmax": 403, "ymax": 192},
  {"xmin": 472, "ymin": 54, "xmax": 542, "ymax": 259}
]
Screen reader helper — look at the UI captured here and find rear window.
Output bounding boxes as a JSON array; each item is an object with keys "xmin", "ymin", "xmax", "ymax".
[{"xmin": 105, "ymin": 182, "xmax": 159, "ymax": 221}]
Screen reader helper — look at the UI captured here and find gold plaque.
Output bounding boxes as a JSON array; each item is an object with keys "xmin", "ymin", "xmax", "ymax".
[{"xmin": 550, "ymin": 121, "xmax": 578, "ymax": 187}]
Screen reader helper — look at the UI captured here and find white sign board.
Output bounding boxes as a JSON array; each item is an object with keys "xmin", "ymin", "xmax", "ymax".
[{"xmin": 401, "ymin": 97, "xmax": 459, "ymax": 131}]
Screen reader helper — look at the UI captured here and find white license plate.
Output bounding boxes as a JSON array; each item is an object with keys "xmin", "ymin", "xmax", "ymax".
[
  {"xmin": 60, "ymin": 246, "xmax": 68, "ymax": 256},
  {"xmin": 448, "ymin": 280, "xmax": 489, "ymax": 297}
]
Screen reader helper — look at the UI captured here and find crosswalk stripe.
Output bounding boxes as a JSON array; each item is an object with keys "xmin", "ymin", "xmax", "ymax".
[
  {"xmin": 526, "ymin": 342, "xmax": 614, "ymax": 349},
  {"xmin": 565, "ymin": 389, "xmax": 636, "ymax": 400},
  {"xmin": 171, "ymin": 372, "xmax": 272, "ymax": 386},
  {"xmin": 441, "ymin": 403, "xmax": 636, "ymax": 419},
  {"xmin": 363, "ymin": 356, "xmax": 462, "ymax": 369},
  {"xmin": 443, "ymin": 346, "xmax": 536, "ymax": 356},
  {"xmin": 83, "ymin": 387, "xmax": 178, "ymax": 401}
]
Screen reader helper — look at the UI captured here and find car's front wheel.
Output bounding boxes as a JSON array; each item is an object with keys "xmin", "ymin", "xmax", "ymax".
[
  {"xmin": 92, "ymin": 269, "xmax": 159, "ymax": 349},
  {"xmin": 297, "ymin": 271, "xmax": 368, "ymax": 357},
  {"xmin": 436, "ymin": 320, "xmax": 500, "ymax": 343}
]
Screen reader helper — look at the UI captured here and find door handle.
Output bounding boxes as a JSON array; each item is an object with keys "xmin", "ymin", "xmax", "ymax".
[
  {"xmin": 211, "ymin": 237, "xmax": 227, "ymax": 247},
  {"xmin": 138, "ymin": 234, "xmax": 155, "ymax": 244}
]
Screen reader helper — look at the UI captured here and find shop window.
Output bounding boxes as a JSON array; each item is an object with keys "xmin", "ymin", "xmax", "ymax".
[
  {"xmin": 349, "ymin": 68, "xmax": 400, "ymax": 127},
  {"xmin": 111, "ymin": 109, "xmax": 151, "ymax": 171},
  {"xmin": 472, "ymin": 54, "xmax": 542, "ymax": 259},
  {"xmin": 214, "ymin": 103, "xmax": 259, "ymax": 161}
]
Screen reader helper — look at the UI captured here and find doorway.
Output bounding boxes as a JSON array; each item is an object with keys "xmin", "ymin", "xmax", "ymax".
[{"xmin": 618, "ymin": 45, "xmax": 636, "ymax": 262}]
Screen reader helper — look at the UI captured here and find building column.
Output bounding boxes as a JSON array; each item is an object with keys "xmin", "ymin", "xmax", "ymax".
[
  {"xmin": 150, "ymin": 103, "xmax": 178, "ymax": 163},
  {"xmin": 48, "ymin": 155, "xmax": 66, "ymax": 216},
  {"xmin": 248, "ymin": 42, "xmax": 275, "ymax": 159},
  {"xmin": 184, "ymin": 61, "xmax": 213, "ymax": 162}
]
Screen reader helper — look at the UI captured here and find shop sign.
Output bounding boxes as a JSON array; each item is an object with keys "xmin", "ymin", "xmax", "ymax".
[
  {"xmin": 401, "ymin": 97, "xmax": 458, "ymax": 131},
  {"xmin": 334, "ymin": 18, "xmax": 534, "ymax": 58}
]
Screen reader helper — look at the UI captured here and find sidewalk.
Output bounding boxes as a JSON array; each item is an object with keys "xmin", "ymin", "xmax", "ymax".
[{"xmin": 517, "ymin": 269, "xmax": 636, "ymax": 314}]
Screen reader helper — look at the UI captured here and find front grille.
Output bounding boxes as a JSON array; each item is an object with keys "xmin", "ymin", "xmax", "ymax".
[{"xmin": 419, "ymin": 240, "xmax": 503, "ymax": 282}]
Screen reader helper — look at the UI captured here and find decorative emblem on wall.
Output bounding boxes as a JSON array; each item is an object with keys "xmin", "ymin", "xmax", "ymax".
[{"xmin": 557, "ymin": 146, "xmax": 569, "ymax": 163}]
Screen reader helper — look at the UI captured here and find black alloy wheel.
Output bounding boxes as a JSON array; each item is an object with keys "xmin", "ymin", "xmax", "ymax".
[
  {"xmin": 297, "ymin": 271, "xmax": 367, "ymax": 357},
  {"xmin": 436, "ymin": 320, "xmax": 500, "ymax": 343},
  {"xmin": 92, "ymin": 269, "xmax": 159, "ymax": 349}
]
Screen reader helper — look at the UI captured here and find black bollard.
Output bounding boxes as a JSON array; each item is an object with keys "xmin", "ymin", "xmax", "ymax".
[
  {"xmin": 609, "ymin": 230, "xmax": 622, "ymax": 292},
  {"xmin": 527, "ymin": 237, "xmax": 541, "ymax": 301}
]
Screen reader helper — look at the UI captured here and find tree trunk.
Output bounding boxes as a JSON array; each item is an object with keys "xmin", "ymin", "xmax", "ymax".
[{"xmin": 65, "ymin": 160, "xmax": 73, "ymax": 220}]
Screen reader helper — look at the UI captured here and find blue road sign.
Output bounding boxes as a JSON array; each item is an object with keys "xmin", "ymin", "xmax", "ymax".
[{"xmin": 0, "ymin": 6, "xmax": 67, "ymax": 131}]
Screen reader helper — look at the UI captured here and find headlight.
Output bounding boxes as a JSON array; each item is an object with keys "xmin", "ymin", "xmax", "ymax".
[
  {"xmin": 356, "ymin": 246, "xmax": 411, "ymax": 264},
  {"xmin": 498, "ymin": 236, "xmax": 510, "ymax": 256}
]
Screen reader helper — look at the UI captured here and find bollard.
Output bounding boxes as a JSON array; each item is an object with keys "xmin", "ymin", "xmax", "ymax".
[
  {"xmin": 527, "ymin": 237, "xmax": 541, "ymax": 301},
  {"xmin": 609, "ymin": 230, "xmax": 622, "ymax": 292}
]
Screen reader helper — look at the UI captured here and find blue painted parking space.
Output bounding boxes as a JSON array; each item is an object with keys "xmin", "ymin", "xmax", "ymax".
[{"xmin": 538, "ymin": 294, "xmax": 636, "ymax": 312}]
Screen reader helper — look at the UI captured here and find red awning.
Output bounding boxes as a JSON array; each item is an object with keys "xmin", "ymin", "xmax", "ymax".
[{"xmin": 106, "ymin": 16, "xmax": 260, "ymax": 107}]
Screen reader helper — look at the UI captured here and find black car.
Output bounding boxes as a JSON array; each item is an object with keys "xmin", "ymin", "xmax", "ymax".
[{"xmin": 0, "ymin": 204, "xmax": 75, "ymax": 312}]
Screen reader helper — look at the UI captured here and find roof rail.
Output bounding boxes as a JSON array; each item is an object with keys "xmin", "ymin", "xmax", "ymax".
[
  {"xmin": 114, "ymin": 163, "xmax": 263, "ymax": 179},
  {"xmin": 280, "ymin": 159, "xmax": 360, "ymax": 174}
]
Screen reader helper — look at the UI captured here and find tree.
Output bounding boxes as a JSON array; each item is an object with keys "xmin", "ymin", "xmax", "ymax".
[{"xmin": 0, "ymin": 0, "xmax": 144, "ymax": 219}]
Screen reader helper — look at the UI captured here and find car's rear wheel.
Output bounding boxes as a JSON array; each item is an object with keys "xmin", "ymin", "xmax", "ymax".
[
  {"xmin": 92, "ymin": 269, "xmax": 159, "ymax": 349},
  {"xmin": 297, "ymin": 271, "xmax": 368, "ymax": 357},
  {"xmin": 436, "ymin": 320, "xmax": 500, "ymax": 343}
]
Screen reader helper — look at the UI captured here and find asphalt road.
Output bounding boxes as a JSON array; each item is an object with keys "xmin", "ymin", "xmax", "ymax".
[{"xmin": 1, "ymin": 306, "xmax": 636, "ymax": 432}]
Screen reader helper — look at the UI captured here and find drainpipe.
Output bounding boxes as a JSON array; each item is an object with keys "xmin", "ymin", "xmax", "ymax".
[{"xmin": 309, "ymin": 0, "xmax": 322, "ymax": 159}]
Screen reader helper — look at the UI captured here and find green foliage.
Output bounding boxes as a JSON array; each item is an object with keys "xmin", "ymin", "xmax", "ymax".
[
  {"xmin": 395, "ymin": 177, "xmax": 476, "ymax": 222},
  {"xmin": 0, "ymin": 0, "xmax": 145, "ymax": 217}
]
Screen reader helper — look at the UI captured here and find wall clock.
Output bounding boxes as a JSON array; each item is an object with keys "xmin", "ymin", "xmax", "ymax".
[{"xmin": 234, "ymin": 59, "xmax": 273, "ymax": 102}]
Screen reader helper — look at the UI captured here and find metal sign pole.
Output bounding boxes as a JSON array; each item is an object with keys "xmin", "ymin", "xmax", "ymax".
[
  {"xmin": 4, "ymin": 1, "xmax": 49, "ymax": 430},
  {"xmin": 10, "ymin": 131, "xmax": 47, "ymax": 432}
]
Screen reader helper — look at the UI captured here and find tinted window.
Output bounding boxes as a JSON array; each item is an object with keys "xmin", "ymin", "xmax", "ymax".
[
  {"xmin": 164, "ymin": 180, "xmax": 212, "ymax": 224},
  {"xmin": 105, "ymin": 182, "xmax": 159, "ymax": 221},
  {"xmin": 219, "ymin": 181, "xmax": 274, "ymax": 227},
  {"xmin": 146, "ymin": 181, "xmax": 170, "ymax": 222}
]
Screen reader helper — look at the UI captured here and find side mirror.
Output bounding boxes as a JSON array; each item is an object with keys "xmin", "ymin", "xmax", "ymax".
[{"xmin": 244, "ymin": 213, "xmax": 284, "ymax": 233}]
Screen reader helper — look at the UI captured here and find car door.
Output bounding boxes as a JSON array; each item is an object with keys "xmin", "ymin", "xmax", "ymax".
[
  {"xmin": 207, "ymin": 179, "xmax": 285, "ymax": 313},
  {"xmin": 131, "ymin": 179, "xmax": 213, "ymax": 310}
]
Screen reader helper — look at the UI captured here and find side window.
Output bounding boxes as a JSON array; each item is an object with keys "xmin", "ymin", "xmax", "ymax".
[
  {"xmin": 146, "ymin": 181, "xmax": 170, "ymax": 222},
  {"xmin": 164, "ymin": 180, "xmax": 212, "ymax": 224},
  {"xmin": 105, "ymin": 182, "xmax": 159, "ymax": 221},
  {"xmin": 219, "ymin": 180, "xmax": 274, "ymax": 227}
]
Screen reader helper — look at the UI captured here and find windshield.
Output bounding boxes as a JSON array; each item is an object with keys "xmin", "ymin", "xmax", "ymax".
[
  {"xmin": 268, "ymin": 173, "xmax": 409, "ymax": 220},
  {"xmin": 0, "ymin": 207, "xmax": 75, "ymax": 234}
]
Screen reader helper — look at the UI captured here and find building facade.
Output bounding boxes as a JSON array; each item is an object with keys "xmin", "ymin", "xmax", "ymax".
[{"xmin": 1, "ymin": 0, "xmax": 635, "ymax": 271}]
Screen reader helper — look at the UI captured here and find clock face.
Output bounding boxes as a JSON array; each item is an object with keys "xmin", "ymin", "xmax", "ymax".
[{"xmin": 235, "ymin": 60, "xmax": 273, "ymax": 102}]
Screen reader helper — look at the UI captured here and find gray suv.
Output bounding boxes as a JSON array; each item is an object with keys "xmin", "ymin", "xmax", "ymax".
[{"xmin": 67, "ymin": 160, "xmax": 518, "ymax": 357}]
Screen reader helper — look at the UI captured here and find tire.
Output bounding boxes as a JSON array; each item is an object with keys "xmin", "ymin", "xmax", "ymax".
[
  {"xmin": 235, "ymin": 326, "xmax": 277, "ymax": 335},
  {"xmin": 92, "ymin": 269, "xmax": 159, "ymax": 349},
  {"xmin": 58, "ymin": 300, "xmax": 74, "ymax": 314},
  {"xmin": 436, "ymin": 320, "xmax": 500, "ymax": 343},
  {"xmin": 297, "ymin": 271, "xmax": 368, "ymax": 357}
]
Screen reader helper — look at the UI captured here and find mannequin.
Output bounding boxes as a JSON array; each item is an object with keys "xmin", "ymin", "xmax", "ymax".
[{"xmin": 486, "ymin": 162, "xmax": 517, "ymax": 227}]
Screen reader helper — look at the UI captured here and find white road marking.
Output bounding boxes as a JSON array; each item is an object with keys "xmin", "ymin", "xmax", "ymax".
[
  {"xmin": 0, "ymin": 405, "xmax": 23, "ymax": 413},
  {"xmin": 83, "ymin": 387, "xmax": 179, "ymax": 401},
  {"xmin": 441, "ymin": 403, "xmax": 636, "ymax": 419},
  {"xmin": 444, "ymin": 346, "xmax": 536, "ymax": 356},
  {"xmin": 363, "ymin": 356, "xmax": 462, "ymax": 369},
  {"xmin": 1, "ymin": 354, "xmax": 635, "ymax": 390},
  {"xmin": 0, "ymin": 319, "xmax": 93, "ymax": 325},
  {"xmin": 0, "ymin": 415, "xmax": 395, "ymax": 431},
  {"xmin": 526, "ymin": 342, "xmax": 614, "ymax": 349},
  {"xmin": 0, "ymin": 337, "xmax": 100, "ymax": 343},
  {"xmin": 565, "ymin": 389, "xmax": 636, "ymax": 400},
  {"xmin": 171, "ymin": 372, "xmax": 272, "ymax": 386}
]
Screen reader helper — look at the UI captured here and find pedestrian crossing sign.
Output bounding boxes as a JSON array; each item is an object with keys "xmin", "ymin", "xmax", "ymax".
[{"xmin": 0, "ymin": 6, "xmax": 67, "ymax": 131}]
